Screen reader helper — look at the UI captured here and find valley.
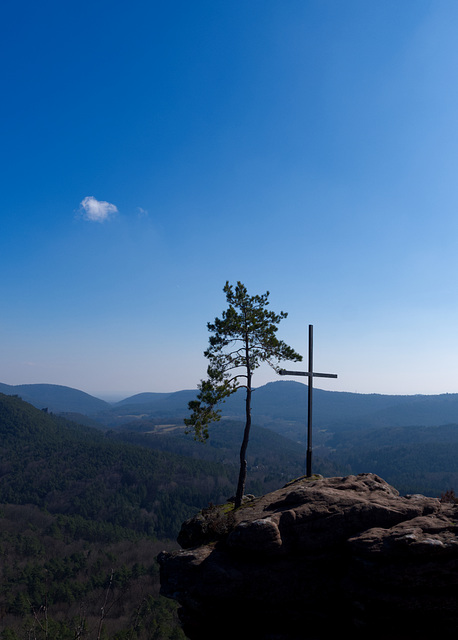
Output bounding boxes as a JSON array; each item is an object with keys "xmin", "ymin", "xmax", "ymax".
[{"xmin": 1, "ymin": 380, "xmax": 458, "ymax": 637}]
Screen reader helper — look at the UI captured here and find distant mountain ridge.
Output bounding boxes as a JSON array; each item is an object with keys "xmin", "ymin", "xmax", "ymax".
[
  {"xmin": 1, "ymin": 383, "xmax": 457, "ymax": 498},
  {"xmin": 115, "ymin": 391, "xmax": 172, "ymax": 406},
  {"xmin": 2, "ymin": 380, "xmax": 458, "ymax": 433},
  {"xmin": 117, "ymin": 382, "xmax": 458, "ymax": 429},
  {"xmin": 0, "ymin": 382, "xmax": 110, "ymax": 414}
]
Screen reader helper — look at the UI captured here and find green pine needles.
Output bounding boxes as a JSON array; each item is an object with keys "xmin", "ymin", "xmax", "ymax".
[{"xmin": 185, "ymin": 281, "xmax": 302, "ymax": 508}]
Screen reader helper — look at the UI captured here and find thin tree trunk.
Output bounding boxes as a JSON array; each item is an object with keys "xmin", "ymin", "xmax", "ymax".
[{"xmin": 235, "ymin": 332, "xmax": 251, "ymax": 508}]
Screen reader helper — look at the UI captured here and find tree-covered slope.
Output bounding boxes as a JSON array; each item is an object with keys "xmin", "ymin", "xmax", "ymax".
[
  {"xmin": 93, "ymin": 381, "xmax": 458, "ymax": 438},
  {"xmin": 109, "ymin": 418, "xmax": 341, "ymax": 484},
  {"xmin": 324, "ymin": 423, "xmax": 458, "ymax": 496},
  {"xmin": 0, "ymin": 393, "xmax": 337, "ymax": 539},
  {"xmin": 4, "ymin": 380, "xmax": 458, "ymax": 436},
  {"xmin": 0, "ymin": 393, "xmax": 236, "ymax": 539},
  {"xmin": 0, "ymin": 503, "xmax": 185, "ymax": 639},
  {"xmin": 0, "ymin": 382, "xmax": 110, "ymax": 414}
]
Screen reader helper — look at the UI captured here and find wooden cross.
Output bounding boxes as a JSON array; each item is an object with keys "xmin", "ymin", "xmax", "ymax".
[{"xmin": 279, "ymin": 324, "xmax": 337, "ymax": 477}]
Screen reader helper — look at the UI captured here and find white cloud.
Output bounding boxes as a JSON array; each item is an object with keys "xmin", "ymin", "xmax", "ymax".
[{"xmin": 79, "ymin": 196, "xmax": 118, "ymax": 222}]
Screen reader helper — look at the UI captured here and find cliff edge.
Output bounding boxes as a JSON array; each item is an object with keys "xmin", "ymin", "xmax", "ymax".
[{"xmin": 158, "ymin": 473, "xmax": 458, "ymax": 639}]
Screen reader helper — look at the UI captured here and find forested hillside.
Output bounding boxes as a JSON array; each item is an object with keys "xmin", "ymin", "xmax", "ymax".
[
  {"xmin": 1, "ymin": 384, "xmax": 457, "ymax": 637},
  {"xmin": 5, "ymin": 381, "xmax": 458, "ymax": 436},
  {"xmin": 0, "ymin": 383, "xmax": 109, "ymax": 414},
  {"xmin": 0, "ymin": 503, "xmax": 185, "ymax": 639},
  {"xmin": 0, "ymin": 394, "xmax": 237, "ymax": 539},
  {"xmin": 3, "ymin": 378, "xmax": 457, "ymax": 499},
  {"xmin": 0, "ymin": 392, "xmax": 340, "ymax": 538},
  {"xmin": 0, "ymin": 395, "xmax": 197, "ymax": 638},
  {"xmin": 324, "ymin": 422, "xmax": 458, "ymax": 496},
  {"xmin": 0, "ymin": 392, "xmax": 339, "ymax": 639}
]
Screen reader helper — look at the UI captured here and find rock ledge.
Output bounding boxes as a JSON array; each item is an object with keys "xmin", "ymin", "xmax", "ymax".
[{"xmin": 158, "ymin": 474, "xmax": 458, "ymax": 639}]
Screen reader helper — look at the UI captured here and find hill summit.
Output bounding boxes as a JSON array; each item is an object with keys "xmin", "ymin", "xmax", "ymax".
[{"xmin": 0, "ymin": 382, "xmax": 110, "ymax": 414}]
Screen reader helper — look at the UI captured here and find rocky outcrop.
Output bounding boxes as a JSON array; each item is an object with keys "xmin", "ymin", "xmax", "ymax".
[{"xmin": 158, "ymin": 474, "xmax": 458, "ymax": 639}]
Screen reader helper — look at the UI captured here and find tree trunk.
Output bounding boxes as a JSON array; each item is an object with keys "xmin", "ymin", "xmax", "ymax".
[
  {"xmin": 234, "ymin": 385, "xmax": 251, "ymax": 508},
  {"xmin": 235, "ymin": 333, "xmax": 251, "ymax": 508}
]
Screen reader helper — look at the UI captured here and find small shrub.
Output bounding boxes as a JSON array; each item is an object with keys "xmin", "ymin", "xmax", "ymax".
[{"xmin": 440, "ymin": 489, "xmax": 458, "ymax": 503}]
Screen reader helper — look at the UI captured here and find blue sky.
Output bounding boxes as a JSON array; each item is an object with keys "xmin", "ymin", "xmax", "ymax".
[{"xmin": 2, "ymin": 0, "xmax": 458, "ymax": 398}]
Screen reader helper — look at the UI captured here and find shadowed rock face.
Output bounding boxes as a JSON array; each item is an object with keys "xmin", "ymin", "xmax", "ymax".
[{"xmin": 158, "ymin": 474, "xmax": 458, "ymax": 640}]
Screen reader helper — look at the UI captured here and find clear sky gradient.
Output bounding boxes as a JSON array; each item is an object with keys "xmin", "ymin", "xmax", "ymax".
[{"xmin": 2, "ymin": 1, "xmax": 458, "ymax": 398}]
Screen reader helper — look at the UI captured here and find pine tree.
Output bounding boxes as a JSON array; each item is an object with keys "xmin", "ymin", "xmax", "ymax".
[{"xmin": 185, "ymin": 281, "xmax": 302, "ymax": 507}]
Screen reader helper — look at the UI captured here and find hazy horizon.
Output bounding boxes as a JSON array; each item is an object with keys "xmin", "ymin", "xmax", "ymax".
[
  {"xmin": 2, "ymin": 377, "xmax": 457, "ymax": 403},
  {"xmin": 2, "ymin": 2, "xmax": 458, "ymax": 397}
]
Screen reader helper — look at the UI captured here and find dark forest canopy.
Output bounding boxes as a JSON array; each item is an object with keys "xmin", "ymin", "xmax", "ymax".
[
  {"xmin": 0, "ymin": 393, "xmax": 323, "ymax": 539},
  {"xmin": 0, "ymin": 393, "xmax": 234, "ymax": 539}
]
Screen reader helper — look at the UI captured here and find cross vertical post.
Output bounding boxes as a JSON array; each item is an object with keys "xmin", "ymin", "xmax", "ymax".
[
  {"xmin": 279, "ymin": 324, "xmax": 337, "ymax": 477},
  {"xmin": 307, "ymin": 324, "xmax": 313, "ymax": 477}
]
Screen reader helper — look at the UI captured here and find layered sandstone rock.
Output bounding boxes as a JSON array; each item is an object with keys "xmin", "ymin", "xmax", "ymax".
[{"xmin": 158, "ymin": 474, "xmax": 458, "ymax": 639}]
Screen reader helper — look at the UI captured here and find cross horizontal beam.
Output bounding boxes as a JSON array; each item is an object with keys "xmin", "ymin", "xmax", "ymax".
[{"xmin": 279, "ymin": 369, "xmax": 337, "ymax": 379}]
